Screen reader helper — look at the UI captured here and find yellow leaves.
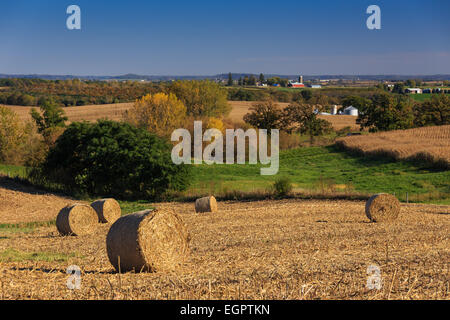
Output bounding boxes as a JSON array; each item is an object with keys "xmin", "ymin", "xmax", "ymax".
[
  {"xmin": 206, "ymin": 117, "xmax": 224, "ymax": 133},
  {"xmin": 124, "ymin": 92, "xmax": 187, "ymax": 138}
]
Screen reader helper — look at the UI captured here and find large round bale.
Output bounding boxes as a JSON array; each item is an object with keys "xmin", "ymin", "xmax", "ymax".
[
  {"xmin": 365, "ymin": 193, "xmax": 401, "ymax": 222},
  {"xmin": 56, "ymin": 204, "xmax": 98, "ymax": 236},
  {"xmin": 106, "ymin": 209, "xmax": 190, "ymax": 273},
  {"xmin": 195, "ymin": 196, "xmax": 218, "ymax": 213},
  {"xmin": 91, "ymin": 198, "xmax": 121, "ymax": 223}
]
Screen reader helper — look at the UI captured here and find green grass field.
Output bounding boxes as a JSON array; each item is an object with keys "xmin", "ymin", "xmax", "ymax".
[
  {"xmin": 408, "ymin": 93, "xmax": 433, "ymax": 102},
  {"xmin": 1, "ymin": 146, "xmax": 449, "ymax": 204},
  {"xmin": 187, "ymin": 146, "xmax": 450, "ymax": 203}
]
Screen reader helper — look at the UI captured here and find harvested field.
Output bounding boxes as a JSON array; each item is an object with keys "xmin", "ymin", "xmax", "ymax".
[
  {"xmin": 4, "ymin": 103, "xmax": 133, "ymax": 123},
  {"xmin": 318, "ymin": 115, "xmax": 359, "ymax": 131},
  {"xmin": 0, "ymin": 189, "xmax": 448, "ymax": 299},
  {"xmin": 5, "ymin": 102, "xmax": 359, "ymax": 131},
  {"xmin": 337, "ymin": 125, "xmax": 450, "ymax": 168},
  {"xmin": 0, "ymin": 177, "xmax": 81, "ymax": 223},
  {"xmin": 228, "ymin": 101, "xmax": 359, "ymax": 130}
]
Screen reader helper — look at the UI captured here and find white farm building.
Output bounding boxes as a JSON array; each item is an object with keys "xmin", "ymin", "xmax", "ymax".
[{"xmin": 343, "ymin": 106, "xmax": 359, "ymax": 116}]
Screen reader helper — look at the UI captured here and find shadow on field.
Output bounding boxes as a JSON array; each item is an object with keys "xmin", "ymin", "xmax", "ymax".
[
  {"xmin": 11, "ymin": 266, "xmax": 117, "ymax": 275},
  {"xmin": 0, "ymin": 175, "xmax": 51, "ymax": 196}
]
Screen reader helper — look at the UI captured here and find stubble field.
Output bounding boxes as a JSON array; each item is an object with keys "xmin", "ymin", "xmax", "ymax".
[
  {"xmin": 337, "ymin": 125, "xmax": 450, "ymax": 168},
  {"xmin": 4, "ymin": 101, "xmax": 359, "ymax": 130},
  {"xmin": 0, "ymin": 182, "xmax": 448, "ymax": 300}
]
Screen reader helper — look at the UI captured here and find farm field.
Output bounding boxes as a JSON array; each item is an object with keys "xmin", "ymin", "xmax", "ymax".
[
  {"xmin": 4, "ymin": 103, "xmax": 133, "ymax": 123},
  {"xmin": 337, "ymin": 125, "xmax": 450, "ymax": 169},
  {"xmin": 0, "ymin": 186, "xmax": 448, "ymax": 300},
  {"xmin": 187, "ymin": 146, "xmax": 450, "ymax": 204},
  {"xmin": 2, "ymin": 145, "xmax": 449, "ymax": 204},
  {"xmin": 4, "ymin": 101, "xmax": 359, "ymax": 131},
  {"xmin": 227, "ymin": 101, "xmax": 359, "ymax": 130}
]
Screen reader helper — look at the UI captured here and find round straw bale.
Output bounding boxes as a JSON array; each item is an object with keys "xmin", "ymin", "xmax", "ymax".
[
  {"xmin": 91, "ymin": 198, "xmax": 121, "ymax": 223},
  {"xmin": 106, "ymin": 209, "xmax": 190, "ymax": 273},
  {"xmin": 195, "ymin": 196, "xmax": 218, "ymax": 213},
  {"xmin": 56, "ymin": 204, "xmax": 98, "ymax": 236},
  {"xmin": 365, "ymin": 193, "xmax": 401, "ymax": 222}
]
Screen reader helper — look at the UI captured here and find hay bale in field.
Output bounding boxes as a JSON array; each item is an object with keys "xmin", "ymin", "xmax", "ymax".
[
  {"xmin": 195, "ymin": 196, "xmax": 218, "ymax": 213},
  {"xmin": 91, "ymin": 198, "xmax": 121, "ymax": 223},
  {"xmin": 56, "ymin": 204, "xmax": 98, "ymax": 236},
  {"xmin": 365, "ymin": 193, "xmax": 401, "ymax": 222},
  {"xmin": 106, "ymin": 209, "xmax": 190, "ymax": 273}
]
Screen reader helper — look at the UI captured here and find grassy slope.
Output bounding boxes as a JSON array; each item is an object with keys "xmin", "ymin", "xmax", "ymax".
[
  {"xmin": 188, "ymin": 146, "xmax": 450, "ymax": 203},
  {"xmin": 1, "ymin": 146, "xmax": 449, "ymax": 204}
]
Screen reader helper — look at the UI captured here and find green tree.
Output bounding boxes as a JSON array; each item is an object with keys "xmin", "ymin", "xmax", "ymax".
[
  {"xmin": 259, "ymin": 73, "xmax": 265, "ymax": 84},
  {"xmin": 392, "ymin": 82, "xmax": 405, "ymax": 94},
  {"xmin": 282, "ymin": 103, "xmax": 333, "ymax": 144},
  {"xmin": 248, "ymin": 75, "xmax": 257, "ymax": 86},
  {"xmin": 243, "ymin": 100, "xmax": 283, "ymax": 131},
  {"xmin": 30, "ymin": 99, "xmax": 68, "ymax": 134},
  {"xmin": 35, "ymin": 120, "xmax": 191, "ymax": 199},
  {"xmin": 405, "ymin": 79, "xmax": 416, "ymax": 88},
  {"xmin": 414, "ymin": 94, "xmax": 450, "ymax": 126},
  {"xmin": 300, "ymin": 89, "xmax": 313, "ymax": 101},
  {"xmin": 358, "ymin": 93, "xmax": 415, "ymax": 132},
  {"xmin": 227, "ymin": 73, "xmax": 233, "ymax": 86}
]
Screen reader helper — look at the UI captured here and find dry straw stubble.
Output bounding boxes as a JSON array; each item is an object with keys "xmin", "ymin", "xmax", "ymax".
[
  {"xmin": 106, "ymin": 209, "xmax": 190, "ymax": 273},
  {"xmin": 56, "ymin": 204, "xmax": 98, "ymax": 236},
  {"xmin": 365, "ymin": 193, "xmax": 401, "ymax": 222},
  {"xmin": 91, "ymin": 198, "xmax": 121, "ymax": 223},
  {"xmin": 195, "ymin": 196, "xmax": 218, "ymax": 213}
]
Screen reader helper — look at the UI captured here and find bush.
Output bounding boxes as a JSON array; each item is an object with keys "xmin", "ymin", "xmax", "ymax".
[
  {"xmin": 273, "ymin": 177, "xmax": 293, "ymax": 197},
  {"xmin": 35, "ymin": 120, "xmax": 191, "ymax": 200}
]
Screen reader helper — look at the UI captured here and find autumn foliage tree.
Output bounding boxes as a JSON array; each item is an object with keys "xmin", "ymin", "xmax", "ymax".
[
  {"xmin": 169, "ymin": 80, "xmax": 230, "ymax": 118},
  {"xmin": 124, "ymin": 93, "xmax": 187, "ymax": 138},
  {"xmin": 0, "ymin": 106, "xmax": 45, "ymax": 165}
]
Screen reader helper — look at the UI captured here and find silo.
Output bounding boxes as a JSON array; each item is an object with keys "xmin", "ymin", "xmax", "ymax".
[{"xmin": 332, "ymin": 105, "xmax": 338, "ymax": 115}]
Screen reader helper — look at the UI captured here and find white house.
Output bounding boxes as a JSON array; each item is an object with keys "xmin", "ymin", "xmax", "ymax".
[
  {"xmin": 343, "ymin": 106, "xmax": 359, "ymax": 116},
  {"xmin": 405, "ymin": 88, "xmax": 423, "ymax": 94}
]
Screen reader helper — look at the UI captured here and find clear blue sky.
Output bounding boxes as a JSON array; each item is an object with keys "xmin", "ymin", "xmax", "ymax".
[{"xmin": 0, "ymin": 0, "xmax": 449, "ymax": 76}]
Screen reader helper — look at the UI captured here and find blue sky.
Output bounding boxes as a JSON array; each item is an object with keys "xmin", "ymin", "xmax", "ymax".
[{"xmin": 0, "ymin": 0, "xmax": 449, "ymax": 75}]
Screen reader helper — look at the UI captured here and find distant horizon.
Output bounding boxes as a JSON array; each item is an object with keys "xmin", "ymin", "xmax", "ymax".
[{"xmin": 2, "ymin": 72, "xmax": 450, "ymax": 79}]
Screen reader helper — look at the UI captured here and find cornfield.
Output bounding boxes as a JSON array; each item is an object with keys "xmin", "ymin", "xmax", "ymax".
[{"xmin": 337, "ymin": 125, "xmax": 450, "ymax": 169}]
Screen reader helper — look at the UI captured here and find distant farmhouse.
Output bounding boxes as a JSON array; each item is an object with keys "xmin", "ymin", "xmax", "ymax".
[
  {"xmin": 288, "ymin": 75, "xmax": 305, "ymax": 88},
  {"xmin": 405, "ymin": 88, "xmax": 423, "ymax": 94}
]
